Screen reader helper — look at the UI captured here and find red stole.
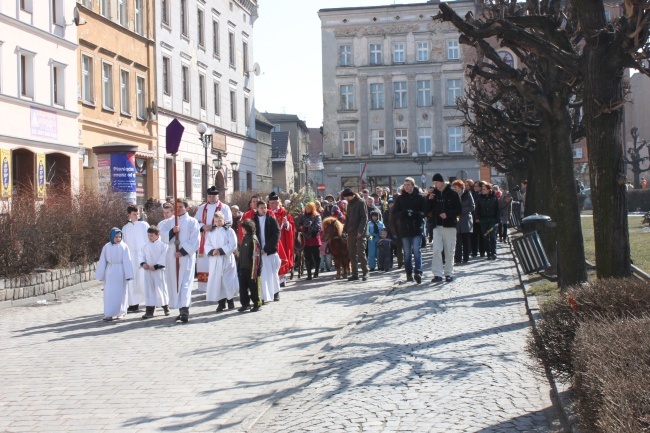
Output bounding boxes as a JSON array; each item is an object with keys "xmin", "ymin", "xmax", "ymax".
[
  {"xmin": 198, "ymin": 201, "xmax": 222, "ymax": 258},
  {"xmin": 269, "ymin": 206, "xmax": 295, "ymax": 275}
]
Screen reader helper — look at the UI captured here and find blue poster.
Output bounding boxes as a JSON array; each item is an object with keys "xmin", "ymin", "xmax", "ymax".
[{"xmin": 111, "ymin": 153, "xmax": 137, "ymax": 204}]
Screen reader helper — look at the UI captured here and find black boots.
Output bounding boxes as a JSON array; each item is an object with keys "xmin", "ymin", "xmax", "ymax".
[
  {"xmin": 217, "ymin": 299, "xmax": 235, "ymax": 312},
  {"xmin": 177, "ymin": 307, "xmax": 189, "ymax": 322},
  {"xmin": 141, "ymin": 306, "xmax": 155, "ymax": 319},
  {"xmin": 127, "ymin": 304, "xmax": 139, "ymax": 313},
  {"xmin": 307, "ymin": 268, "xmax": 312, "ymax": 280},
  {"xmin": 313, "ymin": 269, "xmax": 319, "ymax": 279},
  {"xmin": 227, "ymin": 299, "xmax": 235, "ymax": 310},
  {"xmin": 162, "ymin": 305, "xmax": 170, "ymax": 316}
]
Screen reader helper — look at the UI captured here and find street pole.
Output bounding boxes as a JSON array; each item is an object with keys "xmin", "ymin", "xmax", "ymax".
[{"xmin": 412, "ymin": 151, "xmax": 433, "ymax": 189}]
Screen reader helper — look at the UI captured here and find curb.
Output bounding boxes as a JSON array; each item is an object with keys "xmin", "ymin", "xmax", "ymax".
[
  {"xmin": 0, "ymin": 280, "xmax": 103, "ymax": 311},
  {"xmin": 509, "ymin": 241, "xmax": 580, "ymax": 433}
]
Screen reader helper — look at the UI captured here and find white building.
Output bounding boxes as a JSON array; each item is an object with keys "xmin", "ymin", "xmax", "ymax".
[
  {"xmin": 154, "ymin": 0, "xmax": 258, "ymax": 203},
  {"xmin": 319, "ymin": 1, "xmax": 479, "ymax": 195},
  {"xmin": 0, "ymin": 0, "xmax": 80, "ymax": 202}
]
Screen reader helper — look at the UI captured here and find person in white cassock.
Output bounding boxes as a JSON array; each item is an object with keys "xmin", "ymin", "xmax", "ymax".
[
  {"xmin": 205, "ymin": 211, "xmax": 239, "ymax": 312},
  {"xmin": 95, "ymin": 228, "xmax": 134, "ymax": 321},
  {"xmin": 122, "ymin": 205, "xmax": 150, "ymax": 312},
  {"xmin": 168, "ymin": 199, "xmax": 201, "ymax": 322},
  {"xmin": 195, "ymin": 186, "xmax": 232, "ymax": 292},
  {"xmin": 253, "ymin": 199, "xmax": 281, "ymax": 303},
  {"xmin": 138, "ymin": 225, "xmax": 170, "ymax": 319},
  {"xmin": 158, "ymin": 203, "xmax": 177, "ymax": 308}
]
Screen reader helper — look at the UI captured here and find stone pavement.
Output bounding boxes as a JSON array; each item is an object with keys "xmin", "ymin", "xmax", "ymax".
[{"xmin": 0, "ymin": 243, "xmax": 562, "ymax": 433}]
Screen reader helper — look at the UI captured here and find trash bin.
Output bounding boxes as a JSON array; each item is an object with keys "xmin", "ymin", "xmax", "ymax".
[
  {"xmin": 512, "ymin": 214, "xmax": 553, "ymax": 274},
  {"xmin": 510, "ymin": 200, "xmax": 522, "ymax": 229}
]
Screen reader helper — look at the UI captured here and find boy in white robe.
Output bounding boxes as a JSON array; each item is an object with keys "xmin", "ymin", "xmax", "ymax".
[
  {"xmin": 139, "ymin": 225, "xmax": 170, "ymax": 319},
  {"xmin": 205, "ymin": 211, "xmax": 238, "ymax": 312},
  {"xmin": 169, "ymin": 199, "xmax": 201, "ymax": 322},
  {"xmin": 95, "ymin": 228, "xmax": 134, "ymax": 321},
  {"xmin": 122, "ymin": 205, "xmax": 150, "ymax": 312},
  {"xmin": 158, "ymin": 203, "xmax": 177, "ymax": 308},
  {"xmin": 253, "ymin": 200, "xmax": 281, "ymax": 303}
]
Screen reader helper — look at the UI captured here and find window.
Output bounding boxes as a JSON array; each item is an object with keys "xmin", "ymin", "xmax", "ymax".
[
  {"xmin": 498, "ymin": 51, "xmax": 514, "ymax": 68},
  {"xmin": 120, "ymin": 69, "xmax": 130, "ymax": 114},
  {"xmin": 447, "ymin": 79, "xmax": 461, "ymax": 106},
  {"xmin": 447, "ymin": 40, "xmax": 459, "ymax": 60},
  {"xmin": 118, "ymin": 0, "xmax": 127, "ymax": 26},
  {"xmin": 102, "ymin": 62, "xmax": 113, "ymax": 109},
  {"xmin": 393, "ymin": 43, "xmax": 405, "ymax": 63},
  {"xmin": 81, "ymin": 0, "xmax": 92, "ymax": 8},
  {"xmin": 134, "ymin": 0, "xmax": 143, "ymax": 35},
  {"xmin": 272, "ymin": 124, "xmax": 280, "ymax": 132},
  {"xmin": 52, "ymin": 0, "xmax": 63, "ymax": 25},
  {"xmin": 20, "ymin": 54, "xmax": 34, "ymax": 98},
  {"xmin": 213, "ymin": 81, "xmax": 220, "ymax": 115},
  {"xmin": 369, "ymin": 44, "xmax": 382, "ymax": 65},
  {"xmin": 417, "ymin": 42, "xmax": 429, "ymax": 62},
  {"xmin": 52, "ymin": 65, "xmax": 64, "ymax": 106},
  {"xmin": 184, "ymin": 161, "xmax": 192, "ymax": 198},
  {"xmin": 342, "ymin": 130, "xmax": 356, "ymax": 156},
  {"xmin": 81, "ymin": 54, "xmax": 94, "ymax": 103},
  {"xmin": 229, "ymin": 31, "xmax": 235, "ymax": 67},
  {"xmin": 161, "ymin": 0, "xmax": 169, "ymax": 25},
  {"xmin": 371, "ymin": 130, "xmax": 385, "ymax": 155},
  {"xmin": 395, "ymin": 129, "xmax": 408, "ymax": 155},
  {"xmin": 604, "ymin": 9, "xmax": 611, "ymax": 21},
  {"xmin": 417, "ymin": 80, "xmax": 431, "ymax": 107},
  {"xmin": 136, "ymin": 76, "xmax": 146, "ymax": 119},
  {"xmin": 197, "ymin": 9, "xmax": 205, "ymax": 47},
  {"xmin": 199, "ymin": 73, "xmax": 206, "ymax": 109},
  {"xmin": 448, "ymin": 127, "xmax": 463, "ymax": 153},
  {"xmin": 100, "ymin": 0, "xmax": 110, "ymax": 18},
  {"xmin": 370, "ymin": 83, "xmax": 384, "ymax": 110},
  {"xmin": 339, "ymin": 84, "xmax": 355, "ymax": 110},
  {"xmin": 213, "ymin": 20, "xmax": 220, "ymax": 57},
  {"xmin": 244, "ymin": 96, "xmax": 250, "ymax": 127},
  {"xmin": 20, "ymin": 0, "xmax": 33, "ymax": 12},
  {"xmin": 243, "ymin": 41, "xmax": 249, "ymax": 74},
  {"xmin": 162, "ymin": 56, "xmax": 171, "ymax": 95},
  {"xmin": 418, "ymin": 128, "xmax": 432, "ymax": 154},
  {"xmin": 393, "ymin": 81, "xmax": 407, "ymax": 109},
  {"xmin": 230, "ymin": 89, "xmax": 237, "ymax": 121},
  {"xmin": 339, "ymin": 45, "xmax": 352, "ymax": 66},
  {"xmin": 181, "ymin": 0, "xmax": 188, "ymax": 36},
  {"xmin": 246, "ymin": 171, "xmax": 252, "ymax": 190},
  {"xmin": 181, "ymin": 65, "xmax": 189, "ymax": 102}
]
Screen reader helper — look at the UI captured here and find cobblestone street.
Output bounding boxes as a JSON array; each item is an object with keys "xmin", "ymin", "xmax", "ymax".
[{"xmin": 0, "ymin": 245, "xmax": 561, "ymax": 433}]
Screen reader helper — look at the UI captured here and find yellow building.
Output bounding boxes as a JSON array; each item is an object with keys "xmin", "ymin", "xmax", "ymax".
[{"xmin": 76, "ymin": 0, "xmax": 157, "ymax": 205}]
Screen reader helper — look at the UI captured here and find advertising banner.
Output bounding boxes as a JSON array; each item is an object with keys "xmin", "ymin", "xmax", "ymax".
[
  {"xmin": 97, "ymin": 154, "xmax": 111, "ymax": 194},
  {"xmin": 1, "ymin": 149, "xmax": 11, "ymax": 198},
  {"xmin": 30, "ymin": 107, "xmax": 58, "ymax": 140},
  {"xmin": 35, "ymin": 153, "xmax": 46, "ymax": 199},
  {"xmin": 110, "ymin": 153, "xmax": 137, "ymax": 204}
]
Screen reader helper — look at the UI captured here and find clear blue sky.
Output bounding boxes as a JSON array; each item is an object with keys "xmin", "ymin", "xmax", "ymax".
[{"xmin": 253, "ymin": 0, "xmax": 427, "ymax": 128}]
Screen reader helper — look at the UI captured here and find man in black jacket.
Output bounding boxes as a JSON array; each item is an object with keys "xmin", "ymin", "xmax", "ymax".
[
  {"xmin": 426, "ymin": 173, "xmax": 462, "ymax": 282},
  {"xmin": 392, "ymin": 177, "xmax": 426, "ymax": 283},
  {"xmin": 253, "ymin": 199, "xmax": 282, "ymax": 302},
  {"xmin": 342, "ymin": 188, "xmax": 369, "ymax": 281}
]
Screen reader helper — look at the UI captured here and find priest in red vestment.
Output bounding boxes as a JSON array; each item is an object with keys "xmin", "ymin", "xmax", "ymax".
[
  {"xmin": 237, "ymin": 195, "xmax": 260, "ymax": 243},
  {"xmin": 267, "ymin": 192, "xmax": 295, "ymax": 287}
]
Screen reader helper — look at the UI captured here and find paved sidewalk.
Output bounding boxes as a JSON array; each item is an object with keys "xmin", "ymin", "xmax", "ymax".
[{"xmin": 0, "ymin": 244, "xmax": 560, "ymax": 433}]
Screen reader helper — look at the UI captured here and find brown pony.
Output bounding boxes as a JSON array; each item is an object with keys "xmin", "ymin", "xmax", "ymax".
[{"xmin": 321, "ymin": 217, "xmax": 350, "ymax": 280}]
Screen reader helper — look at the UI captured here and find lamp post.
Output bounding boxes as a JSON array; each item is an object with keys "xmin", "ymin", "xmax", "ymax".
[
  {"xmin": 412, "ymin": 151, "xmax": 433, "ymax": 188},
  {"xmin": 230, "ymin": 161, "xmax": 239, "ymax": 190},
  {"xmin": 302, "ymin": 153, "xmax": 310, "ymax": 191},
  {"xmin": 196, "ymin": 122, "xmax": 214, "ymax": 200}
]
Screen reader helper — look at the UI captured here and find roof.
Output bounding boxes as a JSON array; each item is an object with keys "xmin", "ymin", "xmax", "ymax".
[
  {"xmin": 255, "ymin": 110, "xmax": 274, "ymax": 128},
  {"xmin": 263, "ymin": 112, "xmax": 309, "ymax": 133},
  {"xmin": 319, "ymin": 1, "xmax": 440, "ymax": 13},
  {"xmin": 271, "ymin": 131, "xmax": 290, "ymax": 162}
]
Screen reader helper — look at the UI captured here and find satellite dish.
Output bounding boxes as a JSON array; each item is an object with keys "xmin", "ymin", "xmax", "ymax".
[
  {"xmin": 72, "ymin": 6, "xmax": 87, "ymax": 26},
  {"xmin": 252, "ymin": 62, "xmax": 261, "ymax": 76}
]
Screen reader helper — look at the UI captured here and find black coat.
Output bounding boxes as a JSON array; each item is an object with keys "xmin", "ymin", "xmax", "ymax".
[
  {"xmin": 253, "ymin": 213, "xmax": 280, "ymax": 255},
  {"xmin": 425, "ymin": 184, "xmax": 463, "ymax": 228},
  {"xmin": 393, "ymin": 187, "xmax": 426, "ymax": 238},
  {"xmin": 476, "ymin": 192, "xmax": 500, "ymax": 223}
]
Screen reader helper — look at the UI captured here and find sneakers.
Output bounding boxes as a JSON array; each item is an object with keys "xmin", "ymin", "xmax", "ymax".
[
  {"xmin": 445, "ymin": 275, "xmax": 454, "ymax": 282},
  {"xmin": 414, "ymin": 273, "xmax": 422, "ymax": 284},
  {"xmin": 431, "ymin": 276, "xmax": 443, "ymax": 283},
  {"xmin": 406, "ymin": 274, "xmax": 414, "ymax": 282}
]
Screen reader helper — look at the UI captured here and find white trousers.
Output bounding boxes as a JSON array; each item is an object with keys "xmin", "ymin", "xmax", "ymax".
[{"xmin": 431, "ymin": 227, "xmax": 457, "ymax": 277}]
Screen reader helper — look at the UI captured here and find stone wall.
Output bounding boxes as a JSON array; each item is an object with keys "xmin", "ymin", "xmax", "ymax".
[{"xmin": 0, "ymin": 263, "xmax": 98, "ymax": 302}]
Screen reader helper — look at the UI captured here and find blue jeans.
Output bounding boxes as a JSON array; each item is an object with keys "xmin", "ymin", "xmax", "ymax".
[{"xmin": 402, "ymin": 236, "xmax": 422, "ymax": 276}]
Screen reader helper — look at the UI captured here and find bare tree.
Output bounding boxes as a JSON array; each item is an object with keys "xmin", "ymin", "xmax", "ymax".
[{"xmin": 624, "ymin": 127, "xmax": 650, "ymax": 189}]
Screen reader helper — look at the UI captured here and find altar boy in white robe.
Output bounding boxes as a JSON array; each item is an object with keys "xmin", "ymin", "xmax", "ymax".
[
  {"xmin": 169, "ymin": 199, "xmax": 201, "ymax": 322},
  {"xmin": 122, "ymin": 205, "xmax": 150, "ymax": 312},
  {"xmin": 139, "ymin": 225, "xmax": 170, "ymax": 319},
  {"xmin": 158, "ymin": 203, "xmax": 177, "ymax": 308},
  {"xmin": 253, "ymin": 199, "xmax": 281, "ymax": 303},
  {"xmin": 195, "ymin": 187, "xmax": 232, "ymax": 292},
  {"xmin": 95, "ymin": 228, "xmax": 134, "ymax": 321},
  {"xmin": 205, "ymin": 211, "xmax": 239, "ymax": 312}
]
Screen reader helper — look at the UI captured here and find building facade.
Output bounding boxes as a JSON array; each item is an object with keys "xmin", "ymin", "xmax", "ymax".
[
  {"xmin": 76, "ymin": 0, "xmax": 157, "ymax": 206},
  {"xmin": 254, "ymin": 111, "xmax": 273, "ymax": 192},
  {"xmin": 154, "ymin": 0, "xmax": 258, "ymax": 203},
  {"xmin": 263, "ymin": 113, "xmax": 310, "ymax": 192},
  {"xmin": 319, "ymin": 1, "xmax": 479, "ymax": 195},
  {"xmin": 271, "ymin": 131, "xmax": 294, "ymax": 193},
  {"xmin": 0, "ymin": 0, "xmax": 80, "ymax": 203}
]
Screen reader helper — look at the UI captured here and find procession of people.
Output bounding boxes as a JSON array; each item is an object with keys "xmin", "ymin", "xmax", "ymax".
[{"xmin": 96, "ymin": 178, "xmax": 523, "ymax": 322}]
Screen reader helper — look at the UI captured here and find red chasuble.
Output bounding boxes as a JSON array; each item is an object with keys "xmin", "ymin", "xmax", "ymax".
[
  {"xmin": 237, "ymin": 209, "xmax": 258, "ymax": 243},
  {"xmin": 268, "ymin": 206, "xmax": 295, "ymax": 275}
]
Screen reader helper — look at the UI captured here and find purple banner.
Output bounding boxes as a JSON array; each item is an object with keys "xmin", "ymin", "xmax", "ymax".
[{"xmin": 111, "ymin": 153, "xmax": 137, "ymax": 204}]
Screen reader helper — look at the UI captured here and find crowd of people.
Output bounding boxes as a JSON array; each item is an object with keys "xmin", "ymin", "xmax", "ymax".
[{"xmin": 96, "ymin": 177, "xmax": 525, "ymax": 322}]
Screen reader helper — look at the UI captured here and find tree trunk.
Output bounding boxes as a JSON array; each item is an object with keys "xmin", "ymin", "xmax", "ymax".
[
  {"xmin": 524, "ymin": 139, "xmax": 552, "ymax": 219},
  {"xmin": 575, "ymin": 1, "xmax": 632, "ymax": 278}
]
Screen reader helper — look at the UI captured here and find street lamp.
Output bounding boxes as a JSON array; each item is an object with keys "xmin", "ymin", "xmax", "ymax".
[
  {"xmin": 412, "ymin": 151, "xmax": 433, "ymax": 188},
  {"xmin": 197, "ymin": 122, "xmax": 214, "ymax": 199},
  {"xmin": 302, "ymin": 153, "xmax": 310, "ymax": 191}
]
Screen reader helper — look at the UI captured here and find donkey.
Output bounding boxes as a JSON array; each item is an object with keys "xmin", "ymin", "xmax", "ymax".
[{"xmin": 321, "ymin": 217, "xmax": 350, "ymax": 280}]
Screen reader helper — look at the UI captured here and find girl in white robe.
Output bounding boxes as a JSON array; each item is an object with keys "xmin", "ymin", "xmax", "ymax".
[
  {"xmin": 95, "ymin": 228, "xmax": 134, "ymax": 321},
  {"xmin": 205, "ymin": 211, "xmax": 239, "ymax": 311}
]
